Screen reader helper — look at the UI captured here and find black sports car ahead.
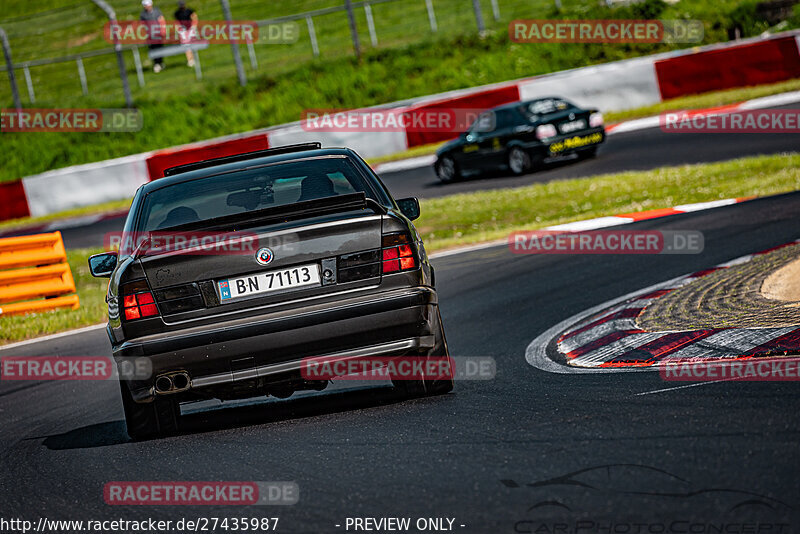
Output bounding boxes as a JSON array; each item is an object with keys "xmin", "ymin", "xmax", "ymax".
[
  {"xmin": 88, "ymin": 143, "xmax": 452, "ymax": 439},
  {"xmin": 434, "ymin": 97, "xmax": 606, "ymax": 183}
]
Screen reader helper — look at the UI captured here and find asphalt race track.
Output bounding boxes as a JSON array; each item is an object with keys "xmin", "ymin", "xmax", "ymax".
[
  {"xmin": 2, "ymin": 191, "xmax": 799, "ymax": 531},
  {"xmin": 14, "ymin": 116, "xmax": 800, "ymax": 250}
]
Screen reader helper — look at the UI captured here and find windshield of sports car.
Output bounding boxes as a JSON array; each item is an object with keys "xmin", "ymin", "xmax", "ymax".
[{"xmin": 137, "ymin": 157, "xmax": 376, "ymax": 233}]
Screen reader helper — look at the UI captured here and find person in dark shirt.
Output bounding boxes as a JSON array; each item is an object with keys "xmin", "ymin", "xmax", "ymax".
[
  {"xmin": 174, "ymin": 1, "xmax": 199, "ymax": 67},
  {"xmin": 140, "ymin": 0, "xmax": 166, "ymax": 72}
]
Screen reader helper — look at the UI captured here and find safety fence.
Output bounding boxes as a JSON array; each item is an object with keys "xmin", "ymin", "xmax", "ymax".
[
  {"xmin": 1, "ymin": 31, "xmax": 799, "ymax": 222},
  {"xmin": 0, "ymin": 232, "xmax": 80, "ymax": 316}
]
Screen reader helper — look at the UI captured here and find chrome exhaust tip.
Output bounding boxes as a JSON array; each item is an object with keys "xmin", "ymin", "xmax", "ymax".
[
  {"xmin": 154, "ymin": 371, "xmax": 191, "ymax": 394},
  {"xmin": 155, "ymin": 375, "xmax": 173, "ymax": 393}
]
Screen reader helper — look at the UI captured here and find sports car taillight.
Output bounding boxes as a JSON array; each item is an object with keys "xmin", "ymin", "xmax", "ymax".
[
  {"xmin": 535, "ymin": 124, "xmax": 557, "ymax": 140},
  {"xmin": 122, "ymin": 291, "xmax": 159, "ymax": 321},
  {"xmin": 381, "ymin": 234, "xmax": 416, "ymax": 273},
  {"xmin": 589, "ymin": 112, "xmax": 604, "ymax": 128}
]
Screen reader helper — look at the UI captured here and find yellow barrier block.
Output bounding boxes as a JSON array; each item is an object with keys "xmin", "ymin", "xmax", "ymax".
[
  {"xmin": 0, "ymin": 294, "xmax": 80, "ymax": 316},
  {"xmin": 0, "ymin": 231, "xmax": 79, "ymax": 316},
  {"xmin": 0, "ymin": 231, "xmax": 67, "ymax": 270},
  {"xmin": 0, "ymin": 263, "xmax": 76, "ymax": 304}
]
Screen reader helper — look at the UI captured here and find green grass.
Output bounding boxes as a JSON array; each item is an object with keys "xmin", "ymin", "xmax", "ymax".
[
  {"xmin": 2, "ymin": 152, "xmax": 798, "ymax": 344},
  {"xmin": 0, "ymin": 0, "xmax": 779, "ymax": 183},
  {"xmin": 0, "ymin": 198, "xmax": 132, "ymax": 232},
  {"xmin": 415, "ymin": 153, "xmax": 800, "ymax": 251},
  {"xmin": 0, "ymin": 247, "xmax": 107, "ymax": 345}
]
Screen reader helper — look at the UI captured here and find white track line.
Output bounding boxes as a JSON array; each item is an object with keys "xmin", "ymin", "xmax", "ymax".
[
  {"xmin": 633, "ymin": 379, "xmax": 739, "ymax": 396},
  {"xmin": 0, "ymin": 323, "xmax": 106, "ymax": 351}
]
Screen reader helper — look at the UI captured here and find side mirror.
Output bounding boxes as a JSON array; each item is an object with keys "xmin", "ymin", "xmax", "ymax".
[
  {"xmin": 396, "ymin": 197, "xmax": 421, "ymax": 221},
  {"xmin": 88, "ymin": 252, "xmax": 118, "ymax": 278}
]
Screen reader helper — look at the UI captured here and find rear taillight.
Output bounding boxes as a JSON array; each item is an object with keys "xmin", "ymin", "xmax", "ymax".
[
  {"xmin": 122, "ymin": 291, "xmax": 159, "ymax": 321},
  {"xmin": 536, "ymin": 124, "xmax": 557, "ymax": 140},
  {"xmin": 381, "ymin": 234, "xmax": 416, "ymax": 273}
]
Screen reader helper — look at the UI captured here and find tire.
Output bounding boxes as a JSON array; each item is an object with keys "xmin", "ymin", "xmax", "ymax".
[
  {"xmin": 120, "ymin": 380, "xmax": 180, "ymax": 440},
  {"xmin": 435, "ymin": 156, "xmax": 460, "ymax": 184},
  {"xmin": 507, "ymin": 146, "xmax": 532, "ymax": 175},
  {"xmin": 393, "ymin": 309, "xmax": 454, "ymax": 397}
]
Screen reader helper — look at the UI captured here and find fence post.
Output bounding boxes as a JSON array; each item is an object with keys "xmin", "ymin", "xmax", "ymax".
[
  {"xmin": 246, "ymin": 40, "xmax": 257, "ymax": 69},
  {"xmin": 76, "ymin": 58, "xmax": 89, "ymax": 95},
  {"xmin": 90, "ymin": 0, "xmax": 133, "ymax": 107},
  {"xmin": 471, "ymin": 0, "xmax": 485, "ymax": 32},
  {"xmin": 306, "ymin": 16, "xmax": 320, "ymax": 57},
  {"xmin": 220, "ymin": 0, "xmax": 247, "ymax": 86},
  {"xmin": 0, "ymin": 26, "xmax": 22, "ymax": 110},
  {"xmin": 364, "ymin": 3, "xmax": 378, "ymax": 47},
  {"xmin": 425, "ymin": 0, "xmax": 437, "ymax": 32},
  {"xmin": 131, "ymin": 47, "xmax": 145, "ymax": 87},
  {"xmin": 344, "ymin": 0, "xmax": 361, "ymax": 59},
  {"xmin": 490, "ymin": 0, "xmax": 500, "ymax": 21},
  {"xmin": 23, "ymin": 66, "xmax": 35, "ymax": 103}
]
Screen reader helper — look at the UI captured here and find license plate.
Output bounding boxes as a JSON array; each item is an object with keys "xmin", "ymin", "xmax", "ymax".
[
  {"xmin": 218, "ymin": 263, "xmax": 321, "ymax": 301},
  {"xmin": 559, "ymin": 119, "xmax": 586, "ymax": 134}
]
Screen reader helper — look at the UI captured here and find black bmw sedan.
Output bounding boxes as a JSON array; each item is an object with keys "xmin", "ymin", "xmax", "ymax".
[
  {"xmin": 434, "ymin": 97, "xmax": 605, "ymax": 183},
  {"xmin": 88, "ymin": 143, "xmax": 453, "ymax": 439}
]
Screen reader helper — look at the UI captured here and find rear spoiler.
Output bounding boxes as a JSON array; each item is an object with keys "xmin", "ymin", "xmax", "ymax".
[{"xmin": 161, "ymin": 193, "xmax": 387, "ymax": 234}]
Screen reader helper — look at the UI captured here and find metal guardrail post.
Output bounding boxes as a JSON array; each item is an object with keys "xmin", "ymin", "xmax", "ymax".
[
  {"xmin": 472, "ymin": 0, "xmax": 485, "ymax": 32},
  {"xmin": 0, "ymin": 27, "xmax": 22, "ymax": 110},
  {"xmin": 220, "ymin": 0, "xmax": 247, "ymax": 86},
  {"xmin": 344, "ymin": 0, "xmax": 362, "ymax": 59},
  {"xmin": 425, "ymin": 0, "xmax": 437, "ymax": 32},
  {"xmin": 91, "ymin": 0, "xmax": 133, "ymax": 107},
  {"xmin": 306, "ymin": 16, "xmax": 320, "ymax": 57}
]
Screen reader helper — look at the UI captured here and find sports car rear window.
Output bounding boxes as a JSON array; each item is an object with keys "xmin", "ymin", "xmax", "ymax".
[
  {"xmin": 519, "ymin": 98, "xmax": 573, "ymax": 121},
  {"xmin": 137, "ymin": 157, "xmax": 375, "ymax": 233}
]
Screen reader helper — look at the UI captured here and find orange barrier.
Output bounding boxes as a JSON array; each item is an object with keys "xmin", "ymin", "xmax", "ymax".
[{"xmin": 0, "ymin": 232, "xmax": 80, "ymax": 316}]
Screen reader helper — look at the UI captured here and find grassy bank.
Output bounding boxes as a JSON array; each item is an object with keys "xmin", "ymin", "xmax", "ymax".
[
  {"xmin": 2, "ymin": 152, "xmax": 798, "ymax": 344},
  {"xmin": 0, "ymin": 0, "xmax": 784, "ymax": 183}
]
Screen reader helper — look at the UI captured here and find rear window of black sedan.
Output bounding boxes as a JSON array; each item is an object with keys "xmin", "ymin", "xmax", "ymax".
[{"xmin": 137, "ymin": 157, "xmax": 378, "ymax": 233}]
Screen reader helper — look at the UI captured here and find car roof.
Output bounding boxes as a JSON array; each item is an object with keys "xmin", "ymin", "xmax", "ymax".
[{"xmin": 141, "ymin": 147, "xmax": 360, "ymax": 193}]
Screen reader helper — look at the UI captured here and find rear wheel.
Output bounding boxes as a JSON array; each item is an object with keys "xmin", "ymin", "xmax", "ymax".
[
  {"xmin": 393, "ymin": 309, "xmax": 454, "ymax": 397},
  {"xmin": 120, "ymin": 380, "xmax": 180, "ymax": 440},
  {"xmin": 507, "ymin": 146, "xmax": 532, "ymax": 175},
  {"xmin": 435, "ymin": 156, "xmax": 460, "ymax": 184}
]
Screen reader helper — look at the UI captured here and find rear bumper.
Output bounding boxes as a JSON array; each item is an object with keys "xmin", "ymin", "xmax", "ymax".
[{"xmin": 113, "ymin": 286, "xmax": 439, "ymax": 402}]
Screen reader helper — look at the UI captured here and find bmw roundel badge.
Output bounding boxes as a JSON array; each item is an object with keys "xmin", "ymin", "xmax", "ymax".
[{"xmin": 255, "ymin": 247, "xmax": 274, "ymax": 266}]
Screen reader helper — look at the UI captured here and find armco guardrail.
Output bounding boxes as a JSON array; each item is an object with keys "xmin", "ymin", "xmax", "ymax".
[{"xmin": 0, "ymin": 231, "xmax": 79, "ymax": 316}]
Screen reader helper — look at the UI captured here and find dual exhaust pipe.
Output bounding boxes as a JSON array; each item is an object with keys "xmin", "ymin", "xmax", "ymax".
[{"xmin": 154, "ymin": 371, "xmax": 191, "ymax": 394}]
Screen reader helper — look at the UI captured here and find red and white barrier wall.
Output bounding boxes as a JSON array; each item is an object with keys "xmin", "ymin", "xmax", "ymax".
[{"xmin": 3, "ymin": 31, "xmax": 799, "ymax": 221}]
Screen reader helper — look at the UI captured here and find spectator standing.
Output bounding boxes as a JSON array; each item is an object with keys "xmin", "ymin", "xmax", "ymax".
[
  {"xmin": 175, "ymin": 0, "xmax": 199, "ymax": 67},
  {"xmin": 140, "ymin": 0, "xmax": 167, "ymax": 73}
]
